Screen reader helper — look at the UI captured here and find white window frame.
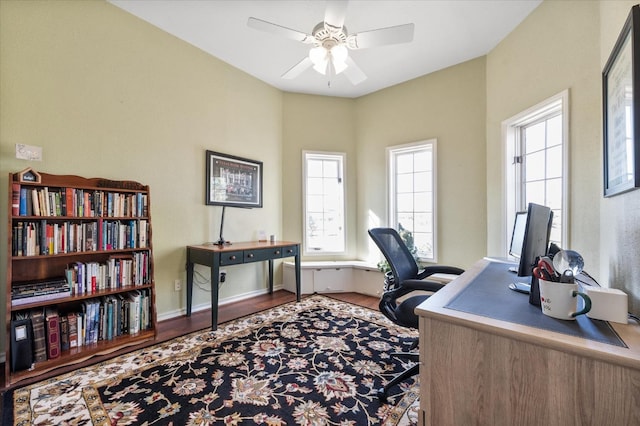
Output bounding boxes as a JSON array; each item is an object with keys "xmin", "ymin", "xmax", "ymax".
[
  {"xmin": 302, "ymin": 151, "xmax": 347, "ymax": 256},
  {"xmin": 502, "ymin": 90, "xmax": 569, "ymax": 256},
  {"xmin": 387, "ymin": 139, "xmax": 438, "ymax": 263}
]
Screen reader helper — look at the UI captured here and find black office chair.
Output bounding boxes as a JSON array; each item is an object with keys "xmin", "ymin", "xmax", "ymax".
[{"xmin": 368, "ymin": 227, "xmax": 464, "ymax": 401}]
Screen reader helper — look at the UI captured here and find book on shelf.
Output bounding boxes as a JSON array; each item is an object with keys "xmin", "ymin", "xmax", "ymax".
[
  {"xmin": 128, "ymin": 291, "xmax": 141, "ymax": 334},
  {"xmin": 11, "ymin": 278, "xmax": 71, "ymax": 306},
  {"xmin": 30, "ymin": 309, "xmax": 47, "ymax": 363},
  {"xmin": 45, "ymin": 307, "xmax": 60, "ymax": 359},
  {"xmin": 10, "ymin": 316, "xmax": 33, "ymax": 372},
  {"xmin": 60, "ymin": 315, "xmax": 69, "ymax": 352},
  {"xmin": 12, "ymin": 183, "xmax": 20, "ymax": 216},
  {"xmin": 67, "ymin": 312, "xmax": 78, "ymax": 348},
  {"xmin": 11, "ymin": 290, "xmax": 72, "ymax": 307}
]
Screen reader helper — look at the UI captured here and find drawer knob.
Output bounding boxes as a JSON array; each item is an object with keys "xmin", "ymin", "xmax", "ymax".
[
  {"xmin": 287, "ymin": 249, "xmax": 293, "ymax": 253},
  {"xmin": 248, "ymin": 253, "xmax": 254, "ymax": 258},
  {"xmin": 275, "ymin": 250, "xmax": 281, "ymax": 255},
  {"xmin": 230, "ymin": 255, "xmax": 237, "ymax": 260}
]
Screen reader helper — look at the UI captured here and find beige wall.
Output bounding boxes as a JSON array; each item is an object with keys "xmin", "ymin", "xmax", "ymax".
[
  {"xmin": 0, "ymin": 0, "xmax": 284, "ymax": 333},
  {"xmin": 599, "ymin": 1, "xmax": 640, "ymax": 314},
  {"xmin": 486, "ymin": 0, "xmax": 601, "ymax": 263},
  {"xmin": 355, "ymin": 57, "xmax": 487, "ymax": 269},
  {"xmin": 282, "ymin": 93, "xmax": 357, "ymax": 259}
]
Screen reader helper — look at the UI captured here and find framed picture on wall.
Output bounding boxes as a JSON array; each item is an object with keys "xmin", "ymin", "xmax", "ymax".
[
  {"xmin": 603, "ymin": 5, "xmax": 640, "ymax": 197},
  {"xmin": 205, "ymin": 150, "xmax": 263, "ymax": 208}
]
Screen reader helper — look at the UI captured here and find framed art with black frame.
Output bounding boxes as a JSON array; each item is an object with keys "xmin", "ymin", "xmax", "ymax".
[
  {"xmin": 603, "ymin": 5, "xmax": 640, "ymax": 197},
  {"xmin": 205, "ymin": 150, "xmax": 263, "ymax": 208}
]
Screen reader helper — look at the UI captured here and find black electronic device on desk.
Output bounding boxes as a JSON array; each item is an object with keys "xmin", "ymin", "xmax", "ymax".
[{"xmin": 506, "ymin": 203, "xmax": 554, "ymax": 306}]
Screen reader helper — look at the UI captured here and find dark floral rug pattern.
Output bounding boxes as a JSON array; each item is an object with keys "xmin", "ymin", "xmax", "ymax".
[{"xmin": 9, "ymin": 295, "xmax": 419, "ymax": 425}]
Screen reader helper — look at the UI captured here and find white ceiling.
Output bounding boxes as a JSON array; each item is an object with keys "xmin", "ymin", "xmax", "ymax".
[{"xmin": 109, "ymin": 0, "xmax": 542, "ymax": 98}]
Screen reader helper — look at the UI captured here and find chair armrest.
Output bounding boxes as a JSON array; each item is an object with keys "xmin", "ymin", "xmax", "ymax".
[
  {"xmin": 417, "ymin": 266, "xmax": 465, "ymax": 279},
  {"xmin": 401, "ymin": 279, "xmax": 446, "ymax": 293}
]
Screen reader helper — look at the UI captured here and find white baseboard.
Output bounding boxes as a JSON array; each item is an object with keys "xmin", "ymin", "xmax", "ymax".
[{"xmin": 157, "ymin": 284, "xmax": 286, "ymax": 322}]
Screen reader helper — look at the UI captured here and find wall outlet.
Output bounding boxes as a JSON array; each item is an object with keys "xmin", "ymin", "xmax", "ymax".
[
  {"xmin": 174, "ymin": 279, "xmax": 182, "ymax": 291},
  {"xmin": 220, "ymin": 270, "xmax": 227, "ymax": 283}
]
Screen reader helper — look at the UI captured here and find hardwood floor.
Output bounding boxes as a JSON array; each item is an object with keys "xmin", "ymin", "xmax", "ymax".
[{"xmin": 1, "ymin": 291, "xmax": 379, "ymax": 392}]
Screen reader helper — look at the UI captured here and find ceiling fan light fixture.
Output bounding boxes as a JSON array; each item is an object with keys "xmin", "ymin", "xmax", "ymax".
[
  {"xmin": 309, "ymin": 46, "xmax": 327, "ymax": 65},
  {"xmin": 331, "ymin": 44, "xmax": 348, "ymax": 71},
  {"xmin": 313, "ymin": 60, "xmax": 328, "ymax": 75}
]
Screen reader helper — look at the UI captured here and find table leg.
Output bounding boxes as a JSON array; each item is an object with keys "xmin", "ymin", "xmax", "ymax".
[
  {"xmin": 268, "ymin": 259, "xmax": 274, "ymax": 294},
  {"xmin": 295, "ymin": 253, "xmax": 301, "ymax": 302},
  {"xmin": 211, "ymin": 262, "xmax": 220, "ymax": 331},
  {"xmin": 186, "ymin": 261, "xmax": 194, "ymax": 317}
]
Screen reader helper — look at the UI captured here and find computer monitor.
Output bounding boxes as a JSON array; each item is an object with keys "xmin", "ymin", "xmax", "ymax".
[
  {"xmin": 516, "ymin": 203, "xmax": 553, "ymax": 278},
  {"xmin": 509, "ymin": 211, "xmax": 528, "ymax": 259}
]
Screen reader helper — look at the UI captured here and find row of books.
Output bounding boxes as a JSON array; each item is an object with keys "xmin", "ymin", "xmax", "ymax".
[
  {"xmin": 11, "ymin": 219, "xmax": 148, "ymax": 257},
  {"xmin": 10, "ymin": 253, "xmax": 150, "ymax": 305},
  {"xmin": 11, "ymin": 183, "xmax": 148, "ymax": 218},
  {"xmin": 65, "ymin": 253, "xmax": 151, "ymax": 294},
  {"xmin": 11, "ymin": 290, "xmax": 152, "ymax": 371}
]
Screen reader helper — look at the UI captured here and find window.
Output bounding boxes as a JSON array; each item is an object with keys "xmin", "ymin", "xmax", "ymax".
[
  {"xmin": 387, "ymin": 140, "xmax": 437, "ymax": 262},
  {"xmin": 303, "ymin": 151, "xmax": 346, "ymax": 255},
  {"xmin": 504, "ymin": 90, "xmax": 568, "ymax": 254}
]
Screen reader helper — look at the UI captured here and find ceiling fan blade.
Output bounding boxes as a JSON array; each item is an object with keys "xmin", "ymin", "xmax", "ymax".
[
  {"xmin": 282, "ymin": 57, "xmax": 313, "ymax": 79},
  {"xmin": 347, "ymin": 23, "xmax": 415, "ymax": 49},
  {"xmin": 324, "ymin": 0, "xmax": 348, "ymax": 33},
  {"xmin": 343, "ymin": 56, "xmax": 367, "ymax": 85},
  {"xmin": 247, "ymin": 17, "xmax": 314, "ymax": 43}
]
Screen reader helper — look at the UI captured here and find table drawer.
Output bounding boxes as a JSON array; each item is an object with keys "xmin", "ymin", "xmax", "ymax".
[
  {"xmin": 244, "ymin": 248, "xmax": 284, "ymax": 262},
  {"xmin": 218, "ymin": 251, "xmax": 244, "ymax": 265},
  {"xmin": 281, "ymin": 245, "xmax": 298, "ymax": 258}
]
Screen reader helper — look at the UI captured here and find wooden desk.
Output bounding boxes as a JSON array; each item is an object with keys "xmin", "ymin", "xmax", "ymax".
[
  {"xmin": 416, "ymin": 258, "xmax": 640, "ymax": 426},
  {"xmin": 186, "ymin": 241, "xmax": 300, "ymax": 330}
]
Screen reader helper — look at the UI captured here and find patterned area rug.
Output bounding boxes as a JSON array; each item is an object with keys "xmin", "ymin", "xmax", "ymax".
[{"xmin": 5, "ymin": 295, "xmax": 420, "ymax": 425}]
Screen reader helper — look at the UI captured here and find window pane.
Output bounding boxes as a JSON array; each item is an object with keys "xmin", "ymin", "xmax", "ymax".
[
  {"xmin": 413, "ymin": 232, "xmax": 433, "ymax": 258},
  {"xmin": 525, "ymin": 181, "xmax": 545, "ymax": 206},
  {"xmin": 509, "ymin": 96, "xmax": 564, "ymax": 254},
  {"xmin": 397, "ymin": 193, "xmax": 413, "ymax": 212},
  {"xmin": 389, "ymin": 141, "xmax": 436, "ymax": 261},
  {"xmin": 549, "ymin": 210, "xmax": 562, "ymax": 244},
  {"xmin": 322, "ymin": 160, "xmax": 338, "ymax": 178},
  {"xmin": 414, "ymin": 171, "xmax": 430, "ymax": 192},
  {"xmin": 304, "ymin": 153, "xmax": 345, "ymax": 254},
  {"xmin": 414, "ymin": 192, "xmax": 430, "ymax": 212},
  {"xmin": 307, "ymin": 160, "xmax": 323, "ymax": 177},
  {"xmin": 413, "ymin": 212, "xmax": 432, "ymax": 232},
  {"xmin": 396, "ymin": 153, "xmax": 414, "ymax": 172},
  {"xmin": 307, "ymin": 177, "xmax": 324, "ymax": 195},
  {"xmin": 413, "ymin": 151, "xmax": 430, "ymax": 172},
  {"xmin": 546, "ymin": 145, "xmax": 562, "ymax": 178},
  {"xmin": 525, "ymin": 150, "xmax": 546, "ymax": 182},
  {"xmin": 396, "ymin": 173, "xmax": 413, "ymax": 193},
  {"xmin": 525, "ymin": 122, "xmax": 546, "ymax": 153},
  {"xmin": 546, "ymin": 178, "xmax": 562, "ymax": 210},
  {"xmin": 307, "ymin": 194, "xmax": 324, "ymax": 212},
  {"xmin": 546, "ymin": 115, "xmax": 562, "ymax": 147},
  {"xmin": 397, "ymin": 213, "xmax": 414, "ymax": 232}
]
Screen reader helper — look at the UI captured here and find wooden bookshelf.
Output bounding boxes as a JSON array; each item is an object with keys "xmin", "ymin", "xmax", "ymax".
[{"xmin": 5, "ymin": 171, "xmax": 157, "ymax": 386}]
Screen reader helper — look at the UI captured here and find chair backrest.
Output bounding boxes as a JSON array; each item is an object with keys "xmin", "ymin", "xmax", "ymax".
[{"xmin": 368, "ymin": 227, "xmax": 419, "ymax": 285}]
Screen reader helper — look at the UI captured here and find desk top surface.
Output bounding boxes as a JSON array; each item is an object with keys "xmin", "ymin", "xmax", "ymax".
[
  {"xmin": 188, "ymin": 241, "xmax": 299, "ymax": 252},
  {"xmin": 416, "ymin": 257, "xmax": 640, "ymax": 370}
]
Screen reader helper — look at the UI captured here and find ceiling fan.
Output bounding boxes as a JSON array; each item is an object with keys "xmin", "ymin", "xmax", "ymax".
[{"xmin": 247, "ymin": 0, "xmax": 414, "ymax": 86}]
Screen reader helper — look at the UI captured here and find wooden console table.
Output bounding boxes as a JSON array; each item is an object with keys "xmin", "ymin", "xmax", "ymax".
[
  {"xmin": 186, "ymin": 241, "xmax": 301, "ymax": 330},
  {"xmin": 416, "ymin": 258, "xmax": 640, "ymax": 426}
]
